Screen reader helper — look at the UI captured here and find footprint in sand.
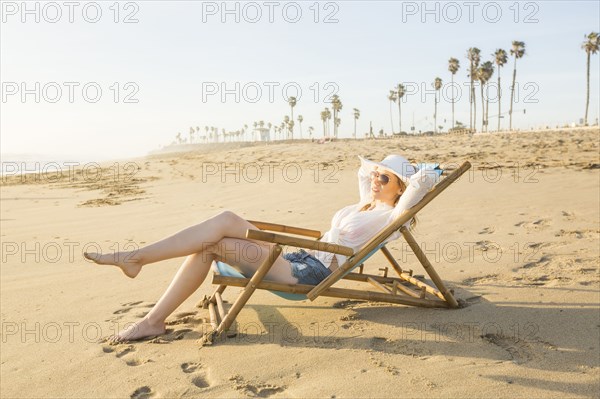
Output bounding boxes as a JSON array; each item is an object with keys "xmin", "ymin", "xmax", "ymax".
[
  {"xmin": 125, "ymin": 358, "xmax": 142, "ymax": 367},
  {"xmin": 332, "ymin": 300, "xmax": 366, "ymax": 309},
  {"xmin": 116, "ymin": 345, "xmax": 135, "ymax": 358},
  {"xmin": 516, "ymin": 254, "xmax": 553, "ymax": 270},
  {"xmin": 172, "ymin": 328, "xmax": 193, "ymax": 340},
  {"xmin": 113, "ymin": 302, "xmax": 156, "ymax": 320},
  {"xmin": 515, "ymin": 218, "xmax": 551, "ymax": 232},
  {"xmin": 555, "ymin": 229, "xmax": 600, "ymax": 239},
  {"xmin": 191, "ymin": 375, "xmax": 210, "ymax": 388},
  {"xmin": 146, "ymin": 328, "xmax": 194, "ymax": 344},
  {"xmin": 181, "ymin": 362, "xmax": 201, "ymax": 373},
  {"xmin": 130, "ymin": 386, "xmax": 154, "ymax": 399},
  {"xmin": 166, "ymin": 311, "xmax": 204, "ymax": 326},
  {"xmin": 229, "ymin": 375, "xmax": 285, "ymax": 398},
  {"xmin": 472, "ymin": 240, "xmax": 501, "ymax": 252},
  {"xmin": 462, "ymin": 274, "xmax": 499, "ymax": 286},
  {"xmin": 478, "ymin": 227, "xmax": 495, "ymax": 234},
  {"xmin": 370, "ymin": 337, "xmax": 431, "ymax": 358},
  {"xmin": 181, "ymin": 362, "xmax": 211, "ymax": 389},
  {"xmin": 526, "ymin": 242, "xmax": 555, "ymax": 250},
  {"xmin": 123, "ymin": 301, "xmax": 144, "ymax": 306},
  {"xmin": 561, "ymin": 210, "xmax": 576, "ymax": 221},
  {"xmin": 339, "ymin": 311, "xmax": 359, "ymax": 322},
  {"xmin": 481, "ymin": 333, "xmax": 536, "ymax": 364},
  {"xmin": 102, "ymin": 342, "xmax": 152, "ymax": 367}
]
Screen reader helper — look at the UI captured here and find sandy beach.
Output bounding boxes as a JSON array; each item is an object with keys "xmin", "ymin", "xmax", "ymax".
[{"xmin": 1, "ymin": 128, "xmax": 599, "ymax": 398}]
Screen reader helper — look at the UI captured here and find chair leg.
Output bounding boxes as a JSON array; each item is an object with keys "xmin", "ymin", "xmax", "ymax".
[
  {"xmin": 209, "ymin": 285, "xmax": 227, "ymax": 307},
  {"xmin": 400, "ymin": 227, "xmax": 459, "ymax": 308},
  {"xmin": 380, "ymin": 246, "xmax": 404, "ymax": 277},
  {"xmin": 200, "ymin": 245, "xmax": 282, "ymax": 344},
  {"xmin": 196, "ymin": 284, "xmax": 227, "ymax": 309}
]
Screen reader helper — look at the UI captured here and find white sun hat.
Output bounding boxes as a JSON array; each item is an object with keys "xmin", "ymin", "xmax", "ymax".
[{"xmin": 358, "ymin": 154, "xmax": 418, "ymax": 186}]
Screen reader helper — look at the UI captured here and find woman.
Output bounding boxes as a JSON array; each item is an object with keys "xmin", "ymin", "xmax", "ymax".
[{"xmin": 84, "ymin": 154, "xmax": 439, "ymax": 342}]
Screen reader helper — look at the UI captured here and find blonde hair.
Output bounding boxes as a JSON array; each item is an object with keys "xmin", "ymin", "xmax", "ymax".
[{"xmin": 360, "ymin": 174, "xmax": 418, "ymax": 230}]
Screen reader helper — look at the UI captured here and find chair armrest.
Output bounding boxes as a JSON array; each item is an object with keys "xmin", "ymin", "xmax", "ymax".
[
  {"xmin": 246, "ymin": 229, "xmax": 354, "ymax": 256},
  {"xmin": 246, "ymin": 220, "xmax": 322, "ymax": 238}
]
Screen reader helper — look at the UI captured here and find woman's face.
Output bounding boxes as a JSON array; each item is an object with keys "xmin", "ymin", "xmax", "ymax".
[{"xmin": 370, "ymin": 167, "xmax": 404, "ymax": 206}]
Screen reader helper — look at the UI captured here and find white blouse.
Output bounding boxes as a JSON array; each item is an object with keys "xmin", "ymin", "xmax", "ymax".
[{"xmin": 312, "ymin": 157, "xmax": 440, "ymax": 269}]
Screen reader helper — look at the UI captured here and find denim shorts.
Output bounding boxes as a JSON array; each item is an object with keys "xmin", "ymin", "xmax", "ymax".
[{"xmin": 283, "ymin": 249, "xmax": 332, "ymax": 285}]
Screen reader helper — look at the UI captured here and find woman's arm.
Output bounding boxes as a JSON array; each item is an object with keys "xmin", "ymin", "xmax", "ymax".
[
  {"xmin": 357, "ymin": 156, "xmax": 374, "ymax": 206},
  {"xmin": 390, "ymin": 168, "xmax": 441, "ymax": 222}
]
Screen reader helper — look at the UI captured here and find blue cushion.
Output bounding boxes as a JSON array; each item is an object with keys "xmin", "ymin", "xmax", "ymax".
[
  {"xmin": 215, "ymin": 261, "xmax": 308, "ymax": 301},
  {"xmin": 416, "ymin": 163, "xmax": 443, "ymax": 176}
]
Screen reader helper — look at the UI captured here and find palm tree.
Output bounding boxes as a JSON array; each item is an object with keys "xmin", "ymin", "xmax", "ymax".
[
  {"xmin": 189, "ymin": 127, "xmax": 195, "ymax": 144},
  {"xmin": 283, "ymin": 116, "xmax": 290, "ymax": 139},
  {"xmin": 352, "ymin": 108, "xmax": 360, "ymax": 139},
  {"xmin": 448, "ymin": 58, "xmax": 460, "ymax": 129},
  {"xmin": 308, "ymin": 126, "xmax": 314, "ymax": 140},
  {"xmin": 252, "ymin": 122, "xmax": 258, "ymax": 141},
  {"xmin": 331, "ymin": 95, "xmax": 343, "ymax": 138},
  {"xmin": 433, "ymin": 77, "xmax": 442, "ymax": 133},
  {"xmin": 493, "ymin": 49, "xmax": 508, "ymax": 131},
  {"xmin": 288, "ymin": 96, "xmax": 297, "ymax": 138},
  {"xmin": 509, "ymin": 41, "xmax": 526, "ymax": 131},
  {"xmin": 388, "ymin": 90, "xmax": 397, "ymax": 133},
  {"xmin": 396, "ymin": 84, "xmax": 405, "ymax": 133},
  {"xmin": 320, "ymin": 110, "xmax": 328, "ymax": 138},
  {"xmin": 477, "ymin": 61, "xmax": 494, "ymax": 132},
  {"xmin": 467, "ymin": 48, "xmax": 481, "ymax": 132},
  {"xmin": 175, "ymin": 132, "xmax": 182, "ymax": 144},
  {"xmin": 297, "ymin": 115, "xmax": 303, "ymax": 138},
  {"xmin": 325, "ymin": 108, "xmax": 332, "ymax": 137},
  {"xmin": 582, "ymin": 32, "xmax": 599, "ymax": 126}
]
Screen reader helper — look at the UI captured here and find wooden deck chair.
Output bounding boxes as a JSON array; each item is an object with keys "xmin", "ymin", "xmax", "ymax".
[{"xmin": 198, "ymin": 161, "xmax": 472, "ymax": 344}]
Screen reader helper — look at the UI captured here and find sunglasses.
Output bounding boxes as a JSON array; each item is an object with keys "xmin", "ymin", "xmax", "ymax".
[{"xmin": 370, "ymin": 171, "xmax": 393, "ymax": 185}]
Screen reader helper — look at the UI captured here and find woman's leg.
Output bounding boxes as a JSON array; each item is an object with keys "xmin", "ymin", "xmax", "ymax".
[
  {"xmin": 111, "ymin": 251, "xmax": 211, "ymax": 341},
  {"xmin": 111, "ymin": 237, "xmax": 297, "ymax": 341},
  {"xmin": 85, "ymin": 211, "xmax": 264, "ymax": 278}
]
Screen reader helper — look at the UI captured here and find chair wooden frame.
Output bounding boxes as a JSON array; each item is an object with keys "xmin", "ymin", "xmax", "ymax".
[{"xmin": 198, "ymin": 161, "xmax": 472, "ymax": 344}]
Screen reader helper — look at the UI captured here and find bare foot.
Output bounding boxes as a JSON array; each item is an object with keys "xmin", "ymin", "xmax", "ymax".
[
  {"xmin": 84, "ymin": 251, "xmax": 143, "ymax": 278},
  {"xmin": 109, "ymin": 318, "xmax": 166, "ymax": 343}
]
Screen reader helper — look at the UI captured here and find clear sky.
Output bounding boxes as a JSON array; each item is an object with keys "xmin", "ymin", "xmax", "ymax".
[{"xmin": 1, "ymin": 0, "xmax": 599, "ymax": 161}]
